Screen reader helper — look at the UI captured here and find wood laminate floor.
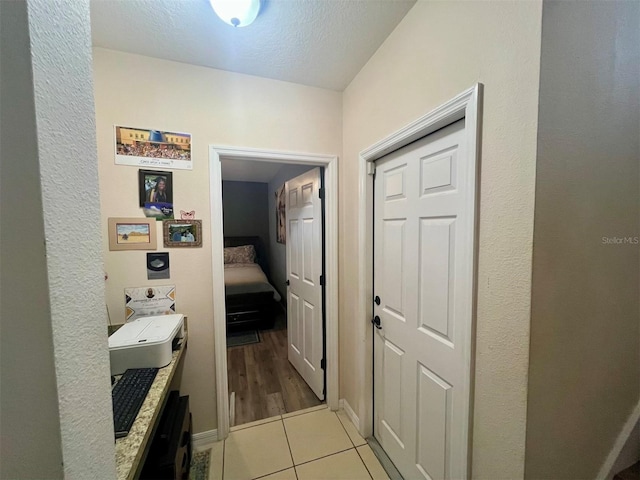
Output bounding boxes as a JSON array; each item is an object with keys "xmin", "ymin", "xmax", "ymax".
[{"xmin": 227, "ymin": 313, "xmax": 323, "ymax": 426}]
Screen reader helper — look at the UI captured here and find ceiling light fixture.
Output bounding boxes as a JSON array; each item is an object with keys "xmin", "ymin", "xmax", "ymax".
[{"xmin": 209, "ymin": 0, "xmax": 261, "ymax": 28}]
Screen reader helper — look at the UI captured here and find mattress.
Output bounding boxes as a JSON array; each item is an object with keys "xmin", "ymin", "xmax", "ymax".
[{"xmin": 224, "ymin": 263, "xmax": 282, "ymax": 302}]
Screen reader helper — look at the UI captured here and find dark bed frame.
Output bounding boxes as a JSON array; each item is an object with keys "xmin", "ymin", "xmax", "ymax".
[{"xmin": 224, "ymin": 236, "xmax": 278, "ymax": 332}]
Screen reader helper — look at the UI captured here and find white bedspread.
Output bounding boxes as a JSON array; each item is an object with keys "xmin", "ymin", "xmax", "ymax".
[{"xmin": 224, "ymin": 263, "xmax": 281, "ymax": 302}]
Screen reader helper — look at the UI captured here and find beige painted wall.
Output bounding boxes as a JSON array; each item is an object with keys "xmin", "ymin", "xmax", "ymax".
[
  {"xmin": 526, "ymin": 1, "xmax": 640, "ymax": 478},
  {"xmin": 93, "ymin": 48, "xmax": 342, "ymax": 433},
  {"xmin": 342, "ymin": 1, "xmax": 543, "ymax": 477}
]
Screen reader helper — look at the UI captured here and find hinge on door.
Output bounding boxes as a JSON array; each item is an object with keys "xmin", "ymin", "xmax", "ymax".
[
  {"xmin": 367, "ymin": 162, "xmax": 376, "ymax": 176},
  {"xmin": 319, "ymin": 188, "xmax": 325, "ymax": 199},
  {"xmin": 320, "ymin": 358, "xmax": 326, "ymax": 370},
  {"xmin": 319, "ymin": 275, "xmax": 325, "ymax": 286}
]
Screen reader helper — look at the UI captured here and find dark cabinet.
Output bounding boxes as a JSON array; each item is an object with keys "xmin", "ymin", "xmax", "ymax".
[{"xmin": 141, "ymin": 392, "xmax": 192, "ymax": 480}]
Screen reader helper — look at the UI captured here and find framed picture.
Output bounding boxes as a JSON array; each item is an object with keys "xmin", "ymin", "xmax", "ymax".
[
  {"xmin": 115, "ymin": 125, "xmax": 192, "ymax": 170},
  {"xmin": 139, "ymin": 169, "xmax": 173, "ymax": 206},
  {"xmin": 125, "ymin": 285, "xmax": 176, "ymax": 321},
  {"xmin": 163, "ymin": 219, "xmax": 202, "ymax": 248},
  {"xmin": 139, "ymin": 169, "xmax": 174, "ymax": 220},
  {"xmin": 108, "ymin": 218, "xmax": 157, "ymax": 251},
  {"xmin": 275, "ymin": 184, "xmax": 286, "ymax": 244}
]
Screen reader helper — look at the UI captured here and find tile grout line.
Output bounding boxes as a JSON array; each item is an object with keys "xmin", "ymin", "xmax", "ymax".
[
  {"xmin": 292, "ymin": 447, "xmax": 356, "ymax": 468},
  {"xmin": 334, "ymin": 410, "xmax": 358, "ymax": 448},
  {"xmin": 230, "ymin": 414, "xmax": 283, "ymax": 432},
  {"xmin": 280, "ymin": 419, "xmax": 298, "ymax": 480},
  {"xmin": 354, "ymin": 445, "xmax": 375, "ymax": 480},
  {"xmin": 281, "ymin": 404, "xmax": 327, "ymax": 420},
  {"xmin": 252, "ymin": 466, "xmax": 295, "ymax": 480},
  {"xmin": 221, "ymin": 436, "xmax": 226, "ymax": 480}
]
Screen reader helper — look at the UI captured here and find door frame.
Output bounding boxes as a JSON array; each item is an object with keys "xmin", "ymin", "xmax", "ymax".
[
  {"xmin": 356, "ymin": 84, "xmax": 483, "ymax": 454},
  {"xmin": 209, "ymin": 145, "xmax": 339, "ymax": 439}
]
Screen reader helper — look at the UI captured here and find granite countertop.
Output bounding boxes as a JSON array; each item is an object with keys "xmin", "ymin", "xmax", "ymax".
[{"xmin": 114, "ymin": 333, "xmax": 188, "ymax": 480}]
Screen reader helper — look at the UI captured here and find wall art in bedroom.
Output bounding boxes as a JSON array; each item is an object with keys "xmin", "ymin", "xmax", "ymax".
[
  {"xmin": 163, "ymin": 219, "xmax": 202, "ymax": 248},
  {"xmin": 139, "ymin": 169, "xmax": 174, "ymax": 220},
  {"xmin": 275, "ymin": 184, "xmax": 286, "ymax": 244},
  {"xmin": 114, "ymin": 125, "xmax": 192, "ymax": 170}
]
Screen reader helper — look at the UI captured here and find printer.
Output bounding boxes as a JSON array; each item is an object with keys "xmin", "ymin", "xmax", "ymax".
[{"xmin": 109, "ymin": 314, "xmax": 184, "ymax": 375}]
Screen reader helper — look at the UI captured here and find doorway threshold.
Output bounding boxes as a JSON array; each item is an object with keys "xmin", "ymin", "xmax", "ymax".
[{"xmin": 367, "ymin": 437, "xmax": 404, "ymax": 480}]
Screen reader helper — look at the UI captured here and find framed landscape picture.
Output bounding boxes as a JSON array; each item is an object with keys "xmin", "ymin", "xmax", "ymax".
[{"xmin": 108, "ymin": 218, "xmax": 157, "ymax": 251}]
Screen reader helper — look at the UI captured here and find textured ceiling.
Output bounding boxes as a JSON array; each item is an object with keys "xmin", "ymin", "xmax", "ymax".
[{"xmin": 90, "ymin": 0, "xmax": 416, "ymax": 91}]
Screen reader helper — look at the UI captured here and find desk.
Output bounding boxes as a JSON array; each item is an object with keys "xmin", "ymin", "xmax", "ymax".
[{"xmin": 114, "ymin": 331, "xmax": 188, "ymax": 480}]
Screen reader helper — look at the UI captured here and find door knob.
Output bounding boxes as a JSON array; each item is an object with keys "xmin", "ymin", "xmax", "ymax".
[
  {"xmin": 371, "ymin": 316, "xmax": 382, "ymax": 329},
  {"xmin": 374, "ymin": 296, "xmax": 381, "ymax": 306}
]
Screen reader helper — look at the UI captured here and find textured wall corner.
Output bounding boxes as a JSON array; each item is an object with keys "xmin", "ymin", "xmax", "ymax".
[
  {"xmin": 26, "ymin": 0, "xmax": 116, "ymax": 477},
  {"xmin": 0, "ymin": 1, "xmax": 64, "ymax": 477}
]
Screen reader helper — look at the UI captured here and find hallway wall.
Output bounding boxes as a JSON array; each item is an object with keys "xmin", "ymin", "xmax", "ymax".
[
  {"xmin": 93, "ymin": 48, "xmax": 342, "ymax": 433},
  {"xmin": 342, "ymin": 1, "xmax": 543, "ymax": 477},
  {"xmin": 526, "ymin": 2, "xmax": 640, "ymax": 477}
]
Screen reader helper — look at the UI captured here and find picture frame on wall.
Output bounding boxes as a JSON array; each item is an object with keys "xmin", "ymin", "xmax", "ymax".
[
  {"xmin": 139, "ymin": 169, "xmax": 173, "ymax": 206},
  {"xmin": 125, "ymin": 285, "xmax": 176, "ymax": 322},
  {"xmin": 139, "ymin": 169, "xmax": 174, "ymax": 220},
  {"xmin": 114, "ymin": 125, "xmax": 192, "ymax": 170},
  {"xmin": 163, "ymin": 219, "xmax": 202, "ymax": 248},
  {"xmin": 275, "ymin": 184, "xmax": 286, "ymax": 244},
  {"xmin": 108, "ymin": 217, "xmax": 157, "ymax": 251}
]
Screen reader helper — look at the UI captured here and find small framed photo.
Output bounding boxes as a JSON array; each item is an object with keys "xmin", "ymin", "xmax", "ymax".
[
  {"xmin": 139, "ymin": 169, "xmax": 173, "ymax": 206},
  {"xmin": 163, "ymin": 219, "xmax": 202, "ymax": 248},
  {"xmin": 108, "ymin": 218, "xmax": 157, "ymax": 251}
]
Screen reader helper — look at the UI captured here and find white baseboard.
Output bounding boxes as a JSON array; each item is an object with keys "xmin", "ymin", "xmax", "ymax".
[
  {"xmin": 340, "ymin": 398, "xmax": 360, "ymax": 431},
  {"xmin": 597, "ymin": 400, "xmax": 640, "ymax": 479},
  {"xmin": 192, "ymin": 429, "xmax": 219, "ymax": 449}
]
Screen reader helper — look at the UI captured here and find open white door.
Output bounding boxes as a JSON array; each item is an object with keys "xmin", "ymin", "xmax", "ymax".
[
  {"xmin": 373, "ymin": 119, "xmax": 476, "ymax": 479},
  {"xmin": 286, "ymin": 168, "xmax": 324, "ymax": 400}
]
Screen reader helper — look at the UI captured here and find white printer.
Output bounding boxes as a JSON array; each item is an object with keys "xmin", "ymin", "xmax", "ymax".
[{"xmin": 109, "ymin": 314, "xmax": 184, "ymax": 375}]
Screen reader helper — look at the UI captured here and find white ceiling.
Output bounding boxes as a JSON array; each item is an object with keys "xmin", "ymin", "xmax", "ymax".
[
  {"xmin": 90, "ymin": 0, "xmax": 416, "ymax": 91},
  {"xmin": 221, "ymin": 159, "xmax": 288, "ymax": 182}
]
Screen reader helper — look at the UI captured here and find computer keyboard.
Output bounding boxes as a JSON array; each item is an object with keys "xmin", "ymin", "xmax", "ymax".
[{"xmin": 112, "ymin": 367, "xmax": 158, "ymax": 438}]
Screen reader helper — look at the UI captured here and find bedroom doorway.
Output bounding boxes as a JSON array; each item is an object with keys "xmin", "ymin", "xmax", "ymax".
[
  {"xmin": 209, "ymin": 146, "xmax": 339, "ymax": 438},
  {"xmin": 222, "ymin": 165, "xmax": 322, "ymax": 425}
]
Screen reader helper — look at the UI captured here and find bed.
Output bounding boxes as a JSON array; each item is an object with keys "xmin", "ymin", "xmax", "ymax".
[{"xmin": 224, "ymin": 236, "xmax": 281, "ymax": 332}]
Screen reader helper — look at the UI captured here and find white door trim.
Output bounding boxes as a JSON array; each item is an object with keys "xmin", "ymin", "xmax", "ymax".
[
  {"xmin": 209, "ymin": 145, "xmax": 339, "ymax": 440},
  {"xmin": 356, "ymin": 85, "xmax": 483, "ymax": 453}
]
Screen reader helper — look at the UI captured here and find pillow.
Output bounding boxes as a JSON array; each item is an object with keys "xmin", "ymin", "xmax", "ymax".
[{"xmin": 224, "ymin": 245, "xmax": 256, "ymax": 264}]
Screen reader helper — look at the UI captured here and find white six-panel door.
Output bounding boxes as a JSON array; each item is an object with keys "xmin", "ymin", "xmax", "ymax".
[
  {"xmin": 286, "ymin": 168, "xmax": 324, "ymax": 400},
  {"xmin": 373, "ymin": 119, "xmax": 475, "ymax": 479}
]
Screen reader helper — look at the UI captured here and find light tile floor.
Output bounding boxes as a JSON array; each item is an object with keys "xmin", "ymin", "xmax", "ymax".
[{"xmin": 197, "ymin": 405, "xmax": 389, "ymax": 480}]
